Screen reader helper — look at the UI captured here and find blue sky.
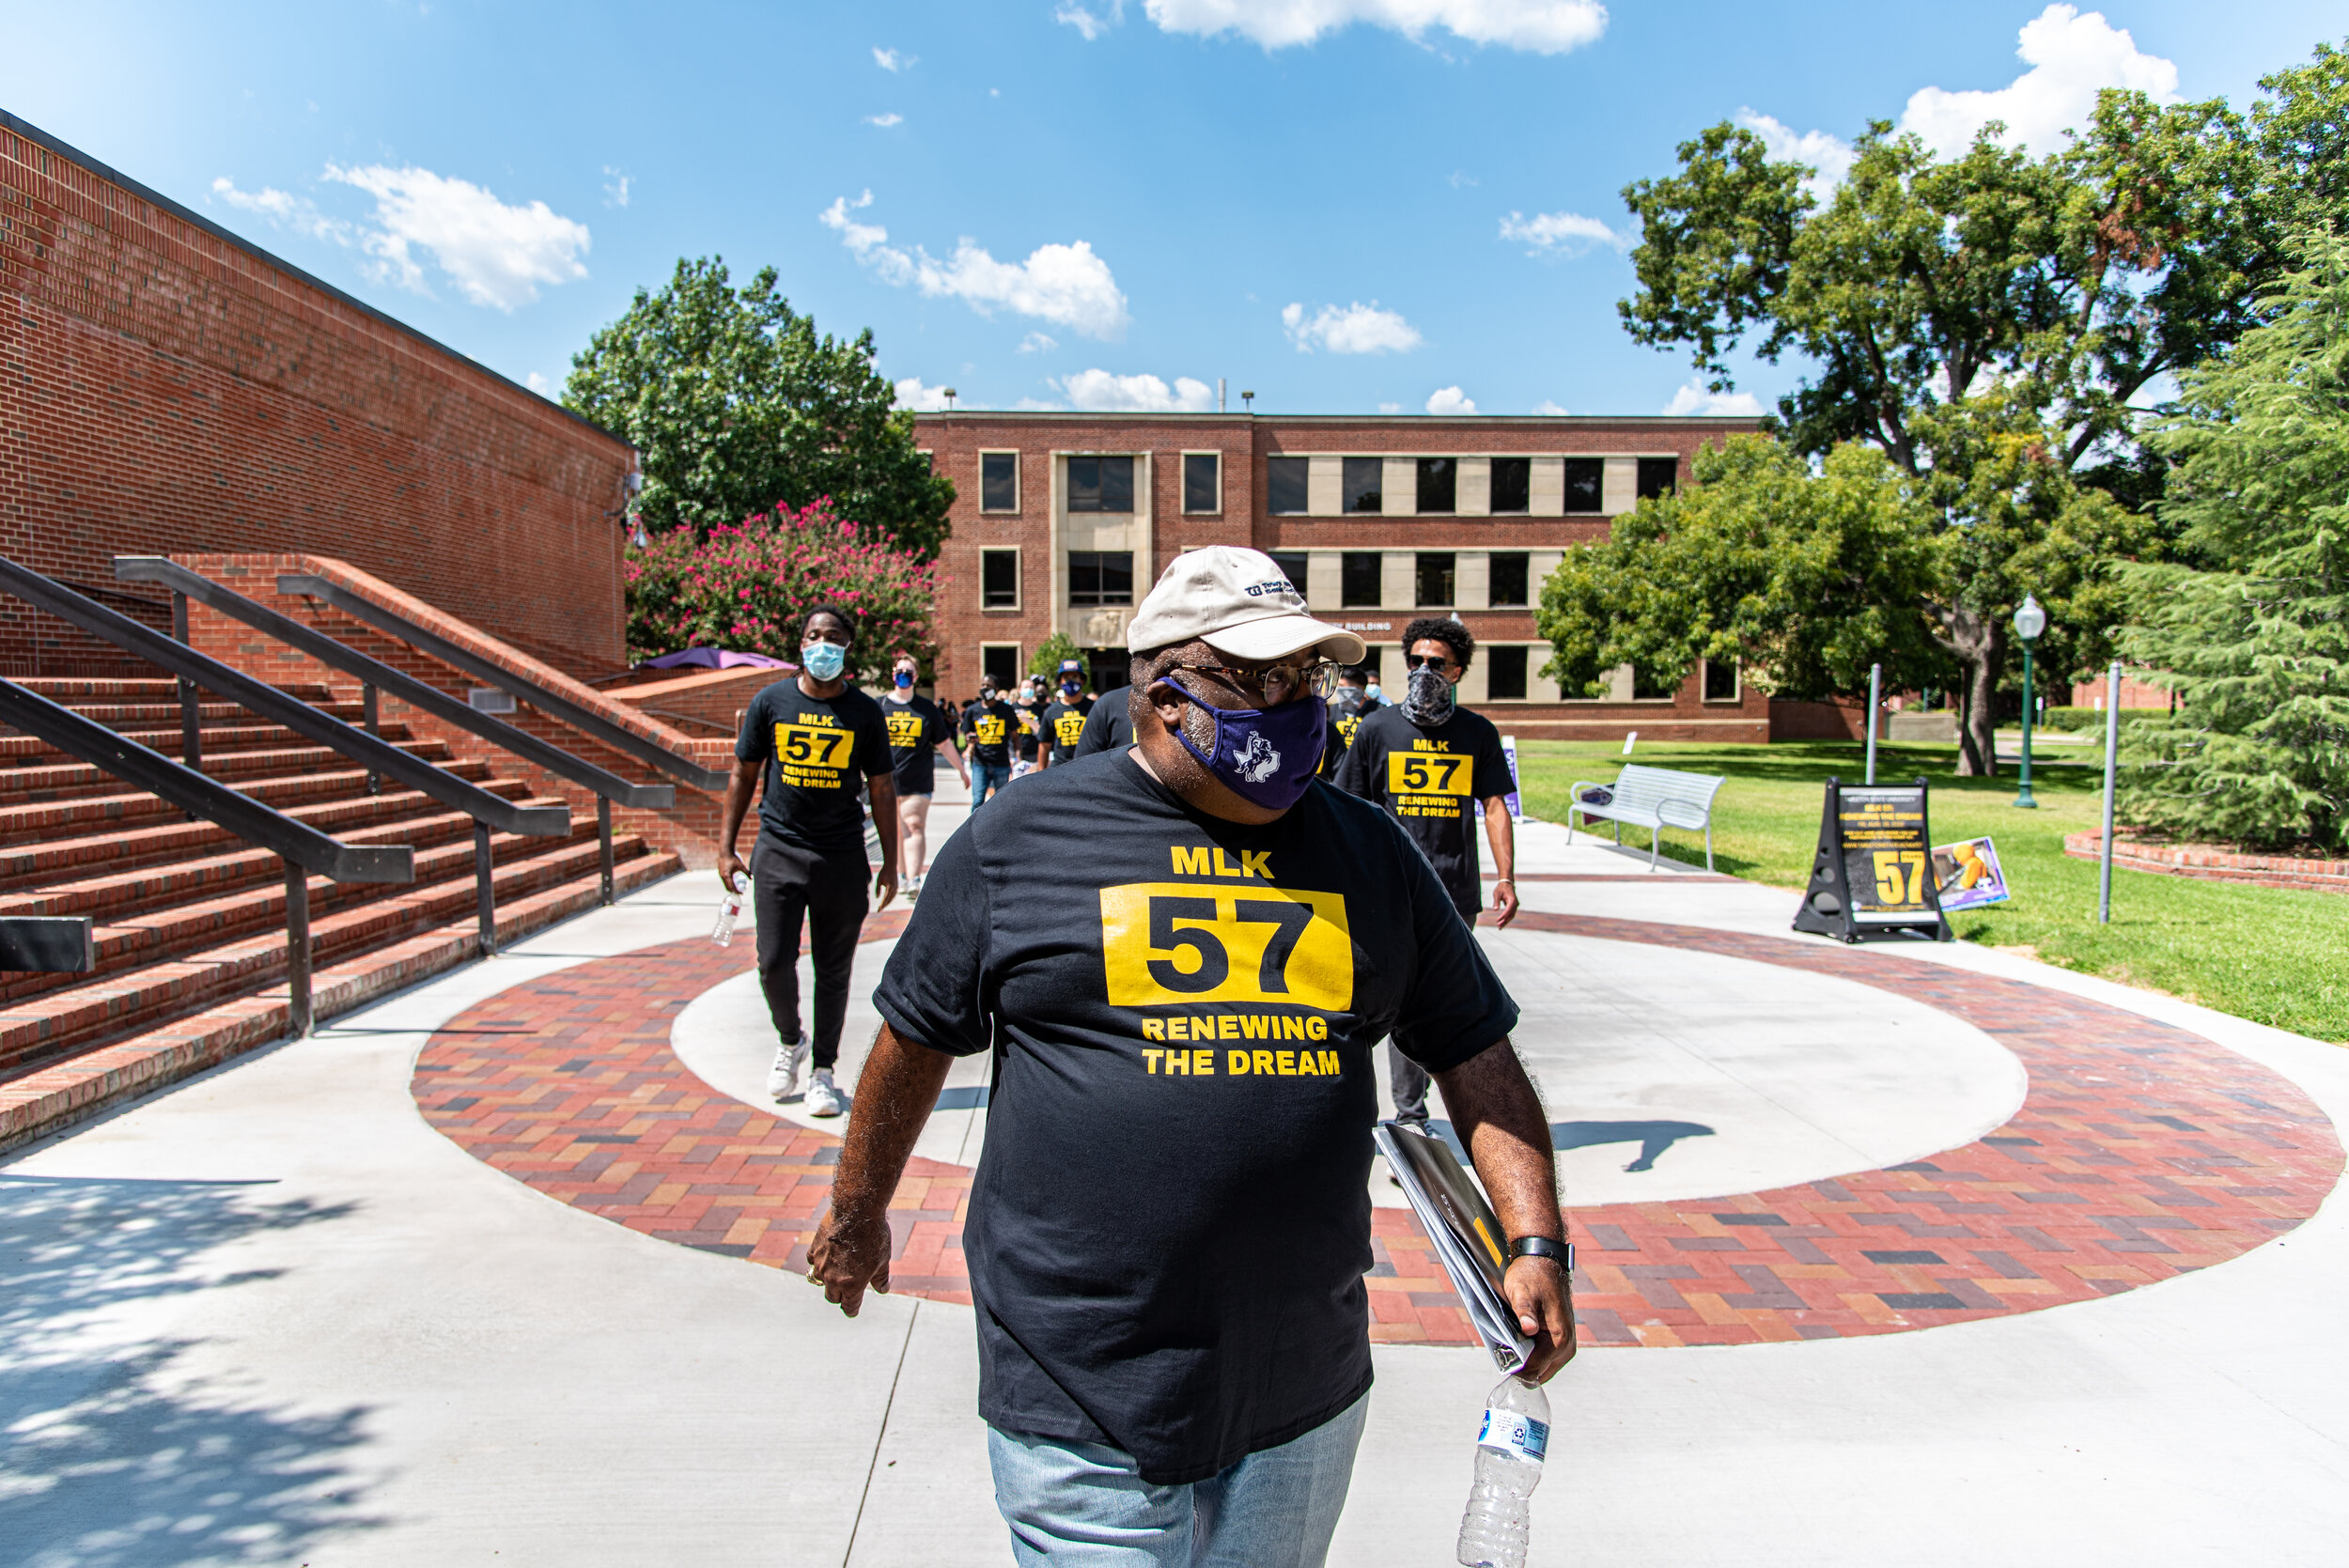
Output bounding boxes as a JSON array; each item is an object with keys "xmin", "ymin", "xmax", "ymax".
[{"xmin": 6, "ymin": 2, "xmax": 2341, "ymax": 419}]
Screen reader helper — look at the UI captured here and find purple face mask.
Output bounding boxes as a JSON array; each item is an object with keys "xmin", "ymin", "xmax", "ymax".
[{"xmin": 1151, "ymin": 678, "xmax": 1327, "ymax": 810}]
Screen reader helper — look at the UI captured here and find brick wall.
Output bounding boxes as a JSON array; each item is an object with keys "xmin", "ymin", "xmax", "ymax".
[{"xmin": 0, "ymin": 112, "xmax": 635, "ymax": 680}]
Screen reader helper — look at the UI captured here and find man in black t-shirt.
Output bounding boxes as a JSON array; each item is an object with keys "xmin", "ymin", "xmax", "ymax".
[
  {"xmin": 719, "ymin": 603, "xmax": 896, "ymax": 1120},
  {"xmin": 1072, "ymin": 682, "xmax": 1134, "ymax": 757},
  {"xmin": 1318, "ymin": 664, "xmax": 1381, "ymax": 778},
  {"xmin": 881, "ymin": 654, "xmax": 969, "ymax": 896},
  {"xmin": 1036, "ymin": 658, "xmax": 1092, "ymax": 769},
  {"xmin": 962, "ymin": 679, "xmax": 1016, "ymax": 806},
  {"xmin": 1334, "ymin": 617, "xmax": 1520, "ymax": 1133},
  {"xmin": 805, "ymin": 548, "xmax": 1571, "ymax": 1566},
  {"xmin": 1009, "ymin": 679, "xmax": 1046, "ymax": 777}
]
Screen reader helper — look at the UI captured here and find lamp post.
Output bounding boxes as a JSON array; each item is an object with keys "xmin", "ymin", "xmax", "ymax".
[{"xmin": 2012, "ymin": 594, "xmax": 2046, "ymax": 809}]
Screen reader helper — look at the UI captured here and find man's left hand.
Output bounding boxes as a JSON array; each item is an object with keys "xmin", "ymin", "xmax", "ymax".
[
  {"xmin": 1490, "ymin": 877, "xmax": 1519, "ymax": 929},
  {"xmin": 874, "ymin": 865, "xmax": 898, "ymax": 912},
  {"xmin": 1502, "ymin": 1254, "xmax": 1576, "ymax": 1382}
]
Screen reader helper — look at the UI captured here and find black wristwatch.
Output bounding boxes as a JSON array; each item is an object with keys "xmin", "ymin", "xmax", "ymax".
[{"xmin": 1508, "ymin": 1235, "xmax": 1574, "ymax": 1270}]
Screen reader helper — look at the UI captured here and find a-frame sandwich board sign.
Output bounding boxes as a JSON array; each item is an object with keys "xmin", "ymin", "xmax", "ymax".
[{"xmin": 1791, "ymin": 775, "xmax": 1954, "ymax": 943}]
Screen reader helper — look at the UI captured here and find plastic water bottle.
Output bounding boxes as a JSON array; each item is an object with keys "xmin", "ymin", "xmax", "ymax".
[
  {"xmin": 710, "ymin": 873, "xmax": 749, "ymax": 946},
  {"xmin": 1457, "ymin": 1374, "xmax": 1548, "ymax": 1568}
]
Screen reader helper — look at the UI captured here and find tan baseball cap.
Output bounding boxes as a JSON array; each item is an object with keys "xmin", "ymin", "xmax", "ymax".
[{"xmin": 1126, "ymin": 546, "xmax": 1366, "ymax": 665}]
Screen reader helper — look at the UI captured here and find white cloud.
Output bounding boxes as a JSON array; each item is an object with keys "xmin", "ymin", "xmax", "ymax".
[
  {"xmin": 865, "ymin": 112, "xmax": 905, "ymax": 128},
  {"xmin": 1377, "ymin": 401, "xmax": 1403, "ymax": 414},
  {"xmin": 1056, "ymin": 1, "xmax": 1123, "ymax": 39},
  {"xmin": 1018, "ymin": 332, "xmax": 1059, "ymax": 354},
  {"xmin": 1663, "ymin": 380, "xmax": 1766, "ymax": 417},
  {"xmin": 873, "ymin": 45, "xmax": 914, "ymax": 70},
  {"xmin": 1498, "ymin": 209, "xmax": 1627, "ymax": 257},
  {"xmin": 1282, "ymin": 300, "xmax": 1423, "ymax": 355},
  {"xmin": 210, "ymin": 177, "xmax": 352, "ymax": 243},
  {"xmin": 1900, "ymin": 4, "xmax": 2176, "ymax": 159},
  {"xmin": 894, "ymin": 376, "xmax": 956, "ymax": 411},
  {"xmin": 1056, "ymin": 369, "xmax": 1217, "ymax": 411},
  {"xmin": 823, "ymin": 191, "xmax": 1130, "ymax": 339},
  {"xmin": 1532, "ymin": 398, "xmax": 1568, "ymax": 415},
  {"xmin": 1143, "ymin": 0, "xmax": 1606, "ymax": 54},
  {"xmin": 602, "ymin": 166, "xmax": 631, "ymax": 208},
  {"xmin": 526, "ymin": 371, "xmax": 556, "ymax": 396},
  {"xmin": 1425, "ymin": 385, "xmax": 1477, "ymax": 415},
  {"xmin": 323, "ymin": 164, "xmax": 589, "ymax": 310},
  {"xmin": 1735, "ymin": 110, "xmax": 1854, "ymax": 198}
]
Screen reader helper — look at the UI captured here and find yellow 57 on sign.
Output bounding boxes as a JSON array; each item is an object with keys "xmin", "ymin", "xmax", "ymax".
[
  {"xmin": 1387, "ymin": 751, "xmax": 1470, "ymax": 796},
  {"xmin": 1871, "ymin": 849, "xmax": 1928, "ymax": 907},
  {"xmin": 1098, "ymin": 883, "xmax": 1354, "ymax": 1009},
  {"xmin": 775, "ymin": 722, "xmax": 855, "ymax": 768}
]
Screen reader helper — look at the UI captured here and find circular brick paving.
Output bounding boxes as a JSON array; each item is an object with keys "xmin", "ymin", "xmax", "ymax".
[{"xmin": 412, "ymin": 911, "xmax": 2341, "ymax": 1348}]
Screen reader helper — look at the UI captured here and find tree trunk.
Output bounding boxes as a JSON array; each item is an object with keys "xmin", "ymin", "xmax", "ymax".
[{"xmin": 1932, "ymin": 605, "xmax": 2002, "ymax": 778}]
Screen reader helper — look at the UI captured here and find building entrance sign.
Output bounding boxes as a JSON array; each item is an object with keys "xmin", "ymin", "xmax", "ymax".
[{"xmin": 1792, "ymin": 778, "xmax": 1953, "ymax": 943}]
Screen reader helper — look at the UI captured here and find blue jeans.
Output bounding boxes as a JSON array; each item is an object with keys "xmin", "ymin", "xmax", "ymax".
[
  {"xmin": 972, "ymin": 762, "xmax": 1012, "ymax": 806},
  {"xmin": 988, "ymin": 1393, "xmax": 1368, "ymax": 1567}
]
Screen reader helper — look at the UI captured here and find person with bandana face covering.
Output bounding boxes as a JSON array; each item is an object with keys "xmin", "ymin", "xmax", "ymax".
[
  {"xmin": 1333, "ymin": 617, "xmax": 1520, "ymax": 1136},
  {"xmin": 719, "ymin": 603, "xmax": 897, "ymax": 1119},
  {"xmin": 803, "ymin": 547, "xmax": 1573, "ymax": 1568}
]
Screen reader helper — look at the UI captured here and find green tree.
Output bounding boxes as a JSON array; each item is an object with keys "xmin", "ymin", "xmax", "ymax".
[
  {"xmin": 2117, "ymin": 228, "xmax": 2349, "ymax": 850},
  {"xmin": 1608, "ymin": 41, "xmax": 2349, "ymax": 769},
  {"xmin": 1029, "ymin": 632, "xmax": 1083, "ymax": 681},
  {"xmin": 566, "ymin": 256, "xmax": 955, "ymax": 555}
]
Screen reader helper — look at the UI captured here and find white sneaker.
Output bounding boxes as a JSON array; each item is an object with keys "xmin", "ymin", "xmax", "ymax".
[
  {"xmin": 804, "ymin": 1067, "xmax": 845, "ymax": 1118},
  {"xmin": 767, "ymin": 1033, "xmax": 810, "ymax": 1102}
]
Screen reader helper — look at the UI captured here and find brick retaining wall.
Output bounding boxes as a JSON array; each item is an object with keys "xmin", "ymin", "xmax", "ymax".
[{"xmin": 2065, "ymin": 831, "xmax": 2349, "ymax": 893}]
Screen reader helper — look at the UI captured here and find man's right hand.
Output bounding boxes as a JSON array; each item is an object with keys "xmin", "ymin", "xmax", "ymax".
[
  {"xmin": 718, "ymin": 851, "xmax": 747, "ymax": 894},
  {"xmin": 806, "ymin": 1206, "xmax": 893, "ymax": 1317}
]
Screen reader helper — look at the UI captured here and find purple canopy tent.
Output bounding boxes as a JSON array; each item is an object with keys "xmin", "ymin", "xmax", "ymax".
[{"xmin": 639, "ymin": 647, "xmax": 792, "ymax": 672}]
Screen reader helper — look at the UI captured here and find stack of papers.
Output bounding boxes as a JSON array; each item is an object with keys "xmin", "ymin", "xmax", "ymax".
[{"xmin": 1375, "ymin": 1120, "xmax": 1533, "ymax": 1374}]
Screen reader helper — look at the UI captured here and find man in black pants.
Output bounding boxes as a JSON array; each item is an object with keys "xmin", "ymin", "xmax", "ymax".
[
  {"xmin": 718, "ymin": 603, "xmax": 896, "ymax": 1119},
  {"xmin": 1334, "ymin": 617, "xmax": 1518, "ymax": 1135}
]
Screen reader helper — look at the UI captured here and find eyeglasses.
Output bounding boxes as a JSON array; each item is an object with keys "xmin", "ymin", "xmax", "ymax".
[
  {"xmin": 1173, "ymin": 658, "xmax": 1340, "ymax": 705},
  {"xmin": 1404, "ymin": 653, "xmax": 1456, "ymax": 672}
]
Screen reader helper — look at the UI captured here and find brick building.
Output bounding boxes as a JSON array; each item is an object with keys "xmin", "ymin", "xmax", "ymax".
[
  {"xmin": 0, "ymin": 109, "xmax": 635, "ymax": 678},
  {"xmin": 916, "ymin": 410, "xmax": 1767, "ymax": 739}
]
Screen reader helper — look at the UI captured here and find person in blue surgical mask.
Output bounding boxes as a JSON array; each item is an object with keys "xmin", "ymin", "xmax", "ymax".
[
  {"xmin": 804, "ymin": 547, "xmax": 1573, "ymax": 1568},
  {"xmin": 719, "ymin": 603, "xmax": 897, "ymax": 1119}
]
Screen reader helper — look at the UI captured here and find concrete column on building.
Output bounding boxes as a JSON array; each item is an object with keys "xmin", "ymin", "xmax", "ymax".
[
  {"xmin": 1382, "ymin": 456, "xmax": 1417, "ymax": 518},
  {"xmin": 1055, "ymin": 450, "xmax": 1150, "ymax": 653},
  {"xmin": 1456, "ymin": 458, "xmax": 1492, "ymax": 517},
  {"xmin": 1530, "ymin": 550, "xmax": 1566, "ymax": 586},
  {"xmin": 1457, "ymin": 656, "xmax": 1489, "ymax": 706},
  {"xmin": 1602, "ymin": 456, "xmax": 1639, "ymax": 515},
  {"xmin": 1456, "ymin": 551, "xmax": 1490, "ymax": 611},
  {"xmin": 1305, "ymin": 550, "xmax": 1342, "ymax": 612},
  {"xmin": 1307, "ymin": 456, "xmax": 1343, "ymax": 516},
  {"xmin": 1530, "ymin": 458, "xmax": 1565, "ymax": 516},
  {"xmin": 1605, "ymin": 662, "xmax": 1637, "ymax": 702},
  {"xmin": 1381, "ymin": 551, "xmax": 1414, "ymax": 611}
]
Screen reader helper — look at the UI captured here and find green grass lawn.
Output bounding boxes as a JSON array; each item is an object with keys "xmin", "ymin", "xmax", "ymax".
[{"xmin": 1514, "ymin": 737, "xmax": 2349, "ymax": 1045}]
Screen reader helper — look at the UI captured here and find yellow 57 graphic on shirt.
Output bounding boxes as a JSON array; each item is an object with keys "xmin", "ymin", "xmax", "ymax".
[
  {"xmin": 1099, "ymin": 883, "xmax": 1353, "ymax": 1010},
  {"xmin": 1388, "ymin": 751, "xmax": 1470, "ymax": 796},
  {"xmin": 775, "ymin": 722, "xmax": 854, "ymax": 768}
]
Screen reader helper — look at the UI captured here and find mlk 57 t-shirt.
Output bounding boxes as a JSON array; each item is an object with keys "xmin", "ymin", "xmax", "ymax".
[
  {"xmin": 1041, "ymin": 696, "xmax": 1092, "ymax": 763},
  {"xmin": 882, "ymin": 693, "xmax": 954, "ymax": 794},
  {"xmin": 1333, "ymin": 702, "xmax": 1513, "ymax": 915},
  {"xmin": 737, "ymin": 677, "xmax": 891, "ymax": 854},
  {"xmin": 872, "ymin": 752, "xmax": 1518, "ymax": 1485},
  {"xmin": 963, "ymin": 699, "xmax": 1016, "ymax": 767}
]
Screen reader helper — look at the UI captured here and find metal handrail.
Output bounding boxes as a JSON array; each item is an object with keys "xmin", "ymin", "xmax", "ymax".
[
  {"xmin": 277, "ymin": 573, "xmax": 732, "ymax": 792},
  {"xmin": 0, "ymin": 558, "xmax": 569, "ymax": 840},
  {"xmin": 119, "ymin": 557, "xmax": 674, "ymax": 907},
  {"xmin": 0, "ymin": 676, "xmax": 414, "ymax": 1032}
]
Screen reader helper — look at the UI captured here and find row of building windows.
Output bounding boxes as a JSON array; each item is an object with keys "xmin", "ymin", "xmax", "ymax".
[
  {"xmin": 973, "ymin": 451, "xmax": 1677, "ymax": 517},
  {"xmin": 979, "ymin": 549, "xmax": 1537, "ymax": 611}
]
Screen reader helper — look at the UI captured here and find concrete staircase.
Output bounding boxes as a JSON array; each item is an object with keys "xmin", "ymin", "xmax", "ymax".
[{"xmin": 0, "ymin": 675, "xmax": 681, "ymax": 1149}]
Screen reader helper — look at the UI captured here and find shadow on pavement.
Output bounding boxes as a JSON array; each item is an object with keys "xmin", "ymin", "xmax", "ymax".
[
  {"xmin": 0, "ymin": 1173, "xmax": 389, "ymax": 1567},
  {"xmin": 1427, "ymin": 1118, "xmax": 1717, "ymax": 1173}
]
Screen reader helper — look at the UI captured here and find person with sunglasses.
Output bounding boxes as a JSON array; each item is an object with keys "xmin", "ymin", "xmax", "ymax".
[
  {"xmin": 718, "ymin": 603, "xmax": 897, "ymax": 1120},
  {"xmin": 803, "ymin": 548, "xmax": 1572, "ymax": 1567},
  {"xmin": 1333, "ymin": 618, "xmax": 1520, "ymax": 1136}
]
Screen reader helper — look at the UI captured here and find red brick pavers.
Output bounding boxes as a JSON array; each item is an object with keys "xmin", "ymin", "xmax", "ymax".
[{"xmin": 412, "ymin": 911, "xmax": 2341, "ymax": 1349}]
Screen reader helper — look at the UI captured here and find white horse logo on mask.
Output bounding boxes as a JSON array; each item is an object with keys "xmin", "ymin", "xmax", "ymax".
[{"xmin": 1237, "ymin": 732, "xmax": 1283, "ymax": 784}]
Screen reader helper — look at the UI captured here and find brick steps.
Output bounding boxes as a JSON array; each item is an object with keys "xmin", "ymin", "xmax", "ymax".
[
  {"xmin": 0, "ymin": 847, "xmax": 681, "ymax": 1154},
  {"xmin": 0, "ymin": 760, "xmax": 504, "ymax": 844},
  {"xmin": 0, "ymin": 720, "xmax": 368, "ymax": 764},
  {"xmin": 0, "ymin": 737, "xmax": 453, "ymax": 807},
  {"xmin": 0, "ymin": 820, "xmax": 655, "ymax": 1076}
]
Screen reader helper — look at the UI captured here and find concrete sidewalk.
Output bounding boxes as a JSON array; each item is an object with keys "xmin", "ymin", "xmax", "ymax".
[{"xmin": 3, "ymin": 804, "xmax": 2345, "ymax": 1564}]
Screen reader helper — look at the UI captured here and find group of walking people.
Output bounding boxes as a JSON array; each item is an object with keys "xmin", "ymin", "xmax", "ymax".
[{"xmin": 714, "ymin": 547, "xmax": 1569, "ymax": 1565}]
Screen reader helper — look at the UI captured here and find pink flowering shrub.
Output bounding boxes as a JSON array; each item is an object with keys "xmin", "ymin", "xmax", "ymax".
[{"xmin": 625, "ymin": 499, "xmax": 941, "ymax": 683}]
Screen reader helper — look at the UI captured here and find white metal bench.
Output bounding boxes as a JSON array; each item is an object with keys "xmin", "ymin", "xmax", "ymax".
[{"xmin": 1564, "ymin": 763, "xmax": 1727, "ymax": 871}]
